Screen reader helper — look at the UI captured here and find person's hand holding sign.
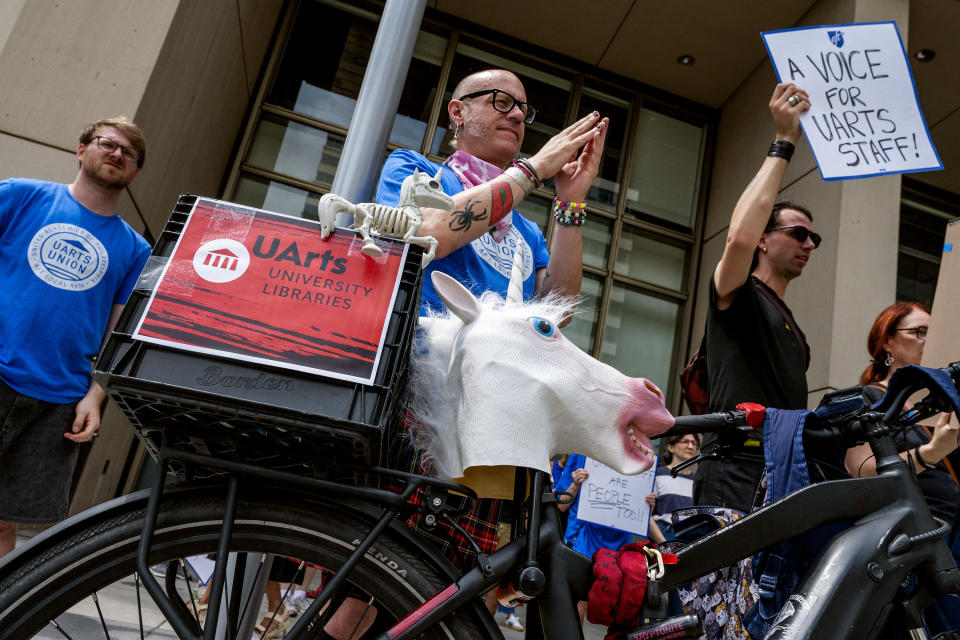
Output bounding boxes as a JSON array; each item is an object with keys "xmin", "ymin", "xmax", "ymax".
[
  {"xmin": 558, "ymin": 467, "xmax": 590, "ymax": 513},
  {"xmin": 770, "ymin": 82, "xmax": 810, "ymax": 145}
]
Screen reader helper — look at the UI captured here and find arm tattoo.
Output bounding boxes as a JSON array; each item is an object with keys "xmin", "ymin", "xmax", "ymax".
[
  {"xmin": 489, "ymin": 182, "xmax": 513, "ymax": 226},
  {"xmin": 449, "ymin": 199, "xmax": 487, "ymax": 232},
  {"xmin": 538, "ymin": 269, "xmax": 552, "ymax": 296}
]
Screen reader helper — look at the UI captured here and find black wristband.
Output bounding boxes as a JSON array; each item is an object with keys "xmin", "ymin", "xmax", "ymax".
[
  {"xmin": 915, "ymin": 446, "xmax": 937, "ymax": 470},
  {"xmin": 768, "ymin": 139, "xmax": 795, "ymax": 162}
]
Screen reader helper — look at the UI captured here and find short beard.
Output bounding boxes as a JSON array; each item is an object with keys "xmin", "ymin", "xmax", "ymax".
[{"xmin": 83, "ymin": 162, "xmax": 129, "ymax": 191}]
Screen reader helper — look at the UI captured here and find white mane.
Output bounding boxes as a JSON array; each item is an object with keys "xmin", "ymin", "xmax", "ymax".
[{"xmin": 409, "ymin": 290, "xmax": 578, "ymax": 479}]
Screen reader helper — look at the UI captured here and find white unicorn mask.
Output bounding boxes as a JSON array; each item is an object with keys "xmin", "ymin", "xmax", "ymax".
[{"xmin": 411, "ymin": 251, "xmax": 675, "ymax": 498}]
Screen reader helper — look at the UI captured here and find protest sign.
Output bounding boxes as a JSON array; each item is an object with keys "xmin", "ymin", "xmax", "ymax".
[
  {"xmin": 762, "ymin": 22, "xmax": 941, "ymax": 181},
  {"xmin": 576, "ymin": 457, "xmax": 657, "ymax": 537},
  {"xmin": 133, "ymin": 198, "xmax": 408, "ymax": 384}
]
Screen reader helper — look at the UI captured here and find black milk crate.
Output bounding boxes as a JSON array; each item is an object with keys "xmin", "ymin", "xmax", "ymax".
[{"xmin": 95, "ymin": 195, "xmax": 423, "ymax": 481}]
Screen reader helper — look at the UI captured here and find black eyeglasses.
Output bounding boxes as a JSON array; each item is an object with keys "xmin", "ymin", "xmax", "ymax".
[
  {"xmin": 91, "ymin": 136, "xmax": 140, "ymax": 164},
  {"xmin": 766, "ymin": 225, "xmax": 822, "ymax": 248},
  {"xmin": 896, "ymin": 326, "xmax": 928, "ymax": 339},
  {"xmin": 458, "ymin": 89, "xmax": 537, "ymax": 124}
]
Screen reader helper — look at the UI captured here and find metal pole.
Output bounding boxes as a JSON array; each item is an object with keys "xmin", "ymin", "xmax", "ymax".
[
  {"xmin": 214, "ymin": 554, "xmax": 272, "ymax": 640},
  {"xmin": 330, "ymin": 0, "xmax": 427, "ymax": 219}
]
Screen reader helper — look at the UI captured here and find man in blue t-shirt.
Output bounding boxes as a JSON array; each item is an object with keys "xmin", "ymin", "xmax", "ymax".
[
  {"xmin": 0, "ymin": 117, "xmax": 151, "ymax": 558},
  {"xmin": 299, "ymin": 69, "xmax": 613, "ymax": 639},
  {"xmin": 376, "ymin": 68, "xmax": 609, "ymax": 315}
]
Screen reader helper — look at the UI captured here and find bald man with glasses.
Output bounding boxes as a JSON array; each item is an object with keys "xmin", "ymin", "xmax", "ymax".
[
  {"xmin": 377, "ymin": 68, "xmax": 609, "ymax": 321},
  {"xmin": 693, "ymin": 83, "xmax": 821, "ymax": 513}
]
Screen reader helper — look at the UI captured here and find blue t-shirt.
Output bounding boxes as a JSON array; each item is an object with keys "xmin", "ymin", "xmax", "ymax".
[
  {"xmin": 0, "ymin": 179, "xmax": 151, "ymax": 402},
  {"xmin": 559, "ymin": 454, "xmax": 633, "ymax": 558},
  {"xmin": 375, "ymin": 149, "xmax": 550, "ymax": 315},
  {"xmin": 551, "ymin": 459, "xmax": 565, "ymax": 492}
]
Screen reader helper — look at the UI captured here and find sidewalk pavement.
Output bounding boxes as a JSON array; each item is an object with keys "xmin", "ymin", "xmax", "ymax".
[{"xmin": 495, "ymin": 606, "xmax": 608, "ymax": 640}]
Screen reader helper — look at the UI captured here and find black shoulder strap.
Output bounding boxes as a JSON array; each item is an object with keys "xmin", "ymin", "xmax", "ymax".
[{"xmin": 752, "ymin": 277, "xmax": 809, "ymax": 365}]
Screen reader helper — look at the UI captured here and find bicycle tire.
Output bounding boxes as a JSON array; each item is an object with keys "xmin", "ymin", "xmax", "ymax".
[{"xmin": 0, "ymin": 486, "xmax": 493, "ymax": 640}]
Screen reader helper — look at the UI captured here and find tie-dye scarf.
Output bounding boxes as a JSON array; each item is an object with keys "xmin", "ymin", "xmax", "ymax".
[{"xmin": 443, "ymin": 150, "xmax": 513, "ymax": 242}]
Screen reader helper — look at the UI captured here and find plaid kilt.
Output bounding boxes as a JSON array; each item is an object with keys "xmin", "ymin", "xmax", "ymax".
[{"xmin": 387, "ymin": 410, "xmax": 501, "ymax": 568}]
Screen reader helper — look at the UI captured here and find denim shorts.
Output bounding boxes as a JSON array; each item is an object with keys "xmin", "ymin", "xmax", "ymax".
[{"xmin": 0, "ymin": 379, "xmax": 79, "ymax": 523}]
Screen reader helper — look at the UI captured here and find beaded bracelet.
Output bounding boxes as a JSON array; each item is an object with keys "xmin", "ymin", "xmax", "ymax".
[
  {"xmin": 553, "ymin": 197, "xmax": 587, "ymax": 226},
  {"xmin": 504, "ymin": 166, "xmax": 534, "ymax": 197},
  {"xmin": 768, "ymin": 139, "xmax": 795, "ymax": 162},
  {"xmin": 512, "ymin": 158, "xmax": 542, "ymax": 189}
]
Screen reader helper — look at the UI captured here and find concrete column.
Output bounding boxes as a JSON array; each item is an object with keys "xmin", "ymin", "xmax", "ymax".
[{"xmin": 694, "ymin": 0, "xmax": 909, "ymax": 408}]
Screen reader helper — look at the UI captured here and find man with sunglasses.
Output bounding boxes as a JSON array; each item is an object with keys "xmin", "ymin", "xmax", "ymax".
[
  {"xmin": 0, "ymin": 117, "xmax": 151, "ymax": 559},
  {"xmin": 693, "ymin": 83, "xmax": 819, "ymax": 513}
]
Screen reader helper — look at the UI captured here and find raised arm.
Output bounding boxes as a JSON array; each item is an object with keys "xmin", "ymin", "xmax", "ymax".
[
  {"xmin": 713, "ymin": 83, "xmax": 808, "ymax": 308},
  {"xmin": 415, "ymin": 112, "xmax": 608, "ymax": 260},
  {"xmin": 537, "ymin": 114, "xmax": 609, "ymax": 300}
]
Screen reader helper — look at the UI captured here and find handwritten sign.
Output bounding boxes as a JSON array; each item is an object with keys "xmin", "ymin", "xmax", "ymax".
[
  {"xmin": 762, "ymin": 21, "xmax": 941, "ymax": 181},
  {"xmin": 576, "ymin": 457, "xmax": 657, "ymax": 537},
  {"xmin": 133, "ymin": 198, "xmax": 408, "ymax": 384}
]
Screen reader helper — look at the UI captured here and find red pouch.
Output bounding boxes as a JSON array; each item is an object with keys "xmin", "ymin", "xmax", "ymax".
[
  {"xmin": 614, "ymin": 542, "xmax": 649, "ymax": 627},
  {"xmin": 587, "ymin": 548, "xmax": 622, "ymax": 625}
]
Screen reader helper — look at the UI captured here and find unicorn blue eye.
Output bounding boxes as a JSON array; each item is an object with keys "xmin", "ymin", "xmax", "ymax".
[{"xmin": 529, "ymin": 317, "xmax": 556, "ymax": 338}]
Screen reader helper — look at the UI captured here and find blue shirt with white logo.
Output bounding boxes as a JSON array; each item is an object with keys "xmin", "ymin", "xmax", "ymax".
[
  {"xmin": 0, "ymin": 179, "xmax": 151, "ymax": 402},
  {"xmin": 375, "ymin": 149, "xmax": 550, "ymax": 316}
]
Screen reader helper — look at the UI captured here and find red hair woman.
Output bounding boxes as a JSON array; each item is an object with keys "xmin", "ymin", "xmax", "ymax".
[
  {"xmin": 845, "ymin": 302, "xmax": 960, "ymax": 633},
  {"xmin": 847, "ymin": 302, "xmax": 957, "ymax": 481}
]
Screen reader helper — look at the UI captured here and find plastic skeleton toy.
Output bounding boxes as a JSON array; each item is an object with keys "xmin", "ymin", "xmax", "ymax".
[{"xmin": 318, "ymin": 168, "xmax": 452, "ymax": 267}]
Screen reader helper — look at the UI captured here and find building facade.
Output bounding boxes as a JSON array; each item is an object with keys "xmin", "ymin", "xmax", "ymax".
[{"xmin": 0, "ymin": 0, "xmax": 956, "ymax": 513}]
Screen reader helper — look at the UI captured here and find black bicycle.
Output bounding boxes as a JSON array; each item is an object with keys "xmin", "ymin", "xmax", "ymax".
[{"xmin": 1, "ymin": 363, "xmax": 959, "ymax": 640}]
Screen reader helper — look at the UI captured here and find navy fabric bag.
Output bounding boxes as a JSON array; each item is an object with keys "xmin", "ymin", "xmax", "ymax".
[{"xmin": 743, "ymin": 401, "xmax": 857, "ymax": 638}]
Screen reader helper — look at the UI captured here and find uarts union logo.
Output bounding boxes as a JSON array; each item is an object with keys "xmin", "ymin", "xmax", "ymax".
[
  {"xmin": 27, "ymin": 224, "xmax": 108, "ymax": 291},
  {"xmin": 471, "ymin": 227, "xmax": 533, "ymax": 281},
  {"xmin": 193, "ymin": 239, "xmax": 250, "ymax": 283}
]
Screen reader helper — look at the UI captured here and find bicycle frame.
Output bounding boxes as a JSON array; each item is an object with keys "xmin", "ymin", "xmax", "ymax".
[
  {"xmin": 132, "ymin": 436, "xmax": 596, "ymax": 640},
  {"xmin": 376, "ymin": 471, "xmax": 595, "ymax": 640},
  {"xmin": 375, "ymin": 446, "xmax": 960, "ymax": 640},
  {"xmin": 662, "ymin": 468, "xmax": 956, "ymax": 638},
  {"xmin": 129, "ymin": 371, "xmax": 960, "ymax": 640},
  {"xmin": 133, "ymin": 434, "xmax": 502, "ymax": 640}
]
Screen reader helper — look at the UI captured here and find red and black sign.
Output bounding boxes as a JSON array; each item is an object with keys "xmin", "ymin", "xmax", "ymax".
[{"xmin": 133, "ymin": 198, "xmax": 407, "ymax": 383}]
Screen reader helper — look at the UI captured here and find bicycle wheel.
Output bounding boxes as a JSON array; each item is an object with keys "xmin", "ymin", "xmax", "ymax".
[{"xmin": 0, "ymin": 485, "xmax": 492, "ymax": 640}]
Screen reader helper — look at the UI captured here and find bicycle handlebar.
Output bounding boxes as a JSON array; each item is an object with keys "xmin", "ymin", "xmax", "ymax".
[
  {"xmin": 668, "ymin": 411, "xmax": 748, "ymax": 435},
  {"xmin": 659, "ymin": 361, "xmax": 960, "ymax": 444}
]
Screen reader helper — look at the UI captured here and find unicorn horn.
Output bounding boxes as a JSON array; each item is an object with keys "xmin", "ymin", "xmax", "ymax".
[{"xmin": 506, "ymin": 245, "xmax": 525, "ymax": 304}]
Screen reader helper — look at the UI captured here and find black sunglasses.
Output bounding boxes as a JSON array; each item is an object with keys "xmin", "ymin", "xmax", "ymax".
[
  {"xmin": 458, "ymin": 89, "xmax": 537, "ymax": 124},
  {"xmin": 766, "ymin": 225, "xmax": 822, "ymax": 248}
]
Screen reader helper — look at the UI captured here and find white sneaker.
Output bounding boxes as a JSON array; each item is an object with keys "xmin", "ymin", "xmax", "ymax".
[
  {"xmin": 284, "ymin": 593, "xmax": 310, "ymax": 617},
  {"xmin": 503, "ymin": 613, "xmax": 524, "ymax": 632}
]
